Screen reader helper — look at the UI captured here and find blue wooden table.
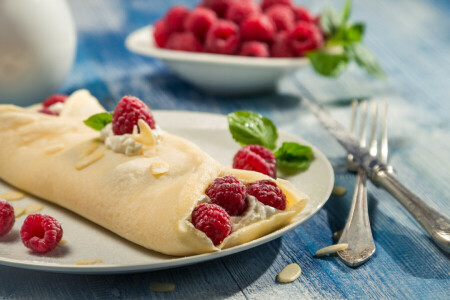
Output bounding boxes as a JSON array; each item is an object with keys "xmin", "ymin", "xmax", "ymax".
[{"xmin": 1, "ymin": 0, "xmax": 449, "ymax": 299}]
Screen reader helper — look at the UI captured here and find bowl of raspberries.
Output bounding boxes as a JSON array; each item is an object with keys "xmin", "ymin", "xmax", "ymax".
[{"xmin": 126, "ymin": 0, "xmax": 324, "ymax": 95}]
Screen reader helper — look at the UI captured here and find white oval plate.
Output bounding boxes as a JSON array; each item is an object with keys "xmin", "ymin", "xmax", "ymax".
[
  {"xmin": 0, "ymin": 111, "xmax": 333, "ymax": 274},
  {"xmin": 125, "ymin": 26, "xmax": 309, "ymax": 95}
]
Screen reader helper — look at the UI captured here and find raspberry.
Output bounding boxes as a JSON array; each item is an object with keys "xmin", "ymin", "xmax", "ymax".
[
  {"xmin": 205, "ymin": 20, "xmax": 240, "ymax": 54},
  {"xmin": 288, "ymin": 21, "xmax": 324, "ymax": 56},
  {"xmin": 233, "ymin": 145, "xmax": 277, "ymax": 178},
  {"xmin": 191, "ymin": 203, "xmax": 232, "ymax": 245},
  {"xmin": 261, "ymin": 0, "xmax": 292, "ymax": 11},
  {"xmin": 206, "ymin": 175, "xmax": 247, "ymax": 216},
  {"xmin": 153, "ymin": 19, "xmax": 170, "ymax": 47},
  {"xmin": 112, "ymin": 96, "xmax": 156, "ymax": 135},
  {"xmin": 199, "ymin": 0, "xmax": 234, "ymax": 18},
  {"xmin": 184, "ymin": 7, "xmax": 217, "ymax": 41},
  {"xmin": 225, "ymin": 1, "xmax": 260, "ymax": 25},
  {"xmin": 0, "ymin": 199, "xmax": 15, "ymax": 236},
  {"xmin": 270, "ymin": 31, "xmax": 294, "ymax": 57},
  {"xmin": 292, "ymin": 6, "xmax": 315, "ymax": 23},
  {"xmin": 240, "ymin": 15, "xmax": 275, "ymax": 42},
  {"xmin": 165, "ymin": 6, "xmax": 189, "ymax": 33},
  {"xmin": 20, "ymin": 214, "xmax": 63, "ymax": 253},
  {"xmin": 165, "ymin": 32, "xmax": 203, "ymax": 52},
  {"xmin": 265, "ymin": 4, "xmax": 295, "ymax": 32},
  {"xmin": 42, "ymin": 94, "xmax": 68, "ymax": 108},
  {"xmin": 38, "ymin": 107, "xmax": 59, "ymax": 116},
  {"xmin": 247, "ymin": 180, "xmax": 286, "ymax": 210},
  {"xmin": 238, "ymin": 41, "xmax": 269, "ymax": 57}
]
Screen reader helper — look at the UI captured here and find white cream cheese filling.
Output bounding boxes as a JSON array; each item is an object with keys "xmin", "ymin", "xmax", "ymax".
[{"xmin": 100, "ymin": 123, "xmax": 163, "ymax": 156}]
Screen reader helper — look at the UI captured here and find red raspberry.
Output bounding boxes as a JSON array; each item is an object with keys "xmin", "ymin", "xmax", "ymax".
[
  {"xmin": 184, "ymin": 7, "xmax": 217, "ymax": 41},
  {"xmin": 225, "ymin": 1, "xmax": 260, "ymax": 25},
  {"xmin": 240, "ymin": 15, "xmax": 275, "ymax": 42},
  {"xmin": 164, "ymin": 6, "xmax": 189, "ymax": 33},
  {"xmin": 205, "ymin": 20, "xmax": 240, "ymax": 54},
  {"xmin": 261, "ymin": 0, "xmax": 292, "ymax": 11},
  {"xmin": 38, "ymin": 107, "xmax": 59, "ymax": 116},
  {"xmin": 199, "ymin": 0, "xmax": 235, "ymax": 18},
  {"xmin": 238, "ymin": 41, "xmax": 269, "ymax": 57},
  {"xmin": 206, "ymin": 176, "xmax": 247, "ymax": 216},
  {"xmin": 292, "ymin": 6, "xmax": 315, "ymax": 23},
  {"xmin": 20, "ymin": 214, "xmax": 63, "ymax": 253},
  {"xmin": 0, "ymin": 199, "xmax": 15, "ymax": 236},
  {"xmin": 165, "ymin": 32, "xmax": 203, "ymax": 52},
  {"xmin": 288, "ymin": 21, "xmax": 324, "ymax": 56},
  {"xmin": 153, "ymin": 19, "xmax": 170, "ymax": 47},
  {"xmin": 42, "ymin": 94, "xmax": 68, "ymax": 108},
  {"xmin": 191, "ymin": 203, "xmax": 232, "ymax": 245},
  {"xmin": 265, "ymin": 4, "xmax": 295, "ymax": 32},
  {"xmin": 247, "ymin": 180, "xmax": 286, "ymax": 210},
  {"xmin": 270, "ymin": 31, "xmax": 294, "ymax": 57},
  {"xmin": 233, "ymin": 145, "xmax": 277, "ymax": 178},
  {"xmin": 112, "ymin": 96, "xmax": 156, "ymax": 135}
]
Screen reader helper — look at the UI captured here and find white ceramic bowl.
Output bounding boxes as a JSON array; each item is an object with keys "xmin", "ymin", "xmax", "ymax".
[{"xmin": 125, "ymin": 26, "xmax": 309, "ymax": 96}]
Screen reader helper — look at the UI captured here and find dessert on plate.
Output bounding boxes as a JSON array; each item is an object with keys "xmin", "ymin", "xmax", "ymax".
[{"xmin": 0, "ymin": 90, "xmax": 308, "ymax": 256}]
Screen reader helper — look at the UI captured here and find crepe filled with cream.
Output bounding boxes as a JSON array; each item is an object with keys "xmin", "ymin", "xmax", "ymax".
[{"xmin": 0, "ymin": 90, "xmax": 308, "ymax": 256}]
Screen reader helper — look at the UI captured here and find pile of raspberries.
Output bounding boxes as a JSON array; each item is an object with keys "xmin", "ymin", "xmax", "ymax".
[{"xmin": 153, "ymin": 0, "xmax": 324, "ymax": 57}]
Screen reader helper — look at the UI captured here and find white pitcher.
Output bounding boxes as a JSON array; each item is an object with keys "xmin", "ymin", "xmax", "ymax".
[{"xmin": 0, "ymin": 0, "xmax": 76, "ymax": 106}]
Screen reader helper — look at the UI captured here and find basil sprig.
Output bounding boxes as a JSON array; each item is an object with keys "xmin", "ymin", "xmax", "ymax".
[
  {"xmin": 83, "ymin": 112, "xmax": 113, "ymax": 131},
  {"xmin": 227, "ymin": 111, "xmax": 278, "ymax": 150},
  {"xmin": 227, "ymin": 111, "xmax": 314, "ymax": 174},
  {"xmin": 308, "ymin": 0, "xmax": 385, "ymax": 78}
]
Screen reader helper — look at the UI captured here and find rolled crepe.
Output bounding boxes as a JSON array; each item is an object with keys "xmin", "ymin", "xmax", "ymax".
[{"xmin": 0, "ymin": 95, "xmax": 308, "ymax": 256}]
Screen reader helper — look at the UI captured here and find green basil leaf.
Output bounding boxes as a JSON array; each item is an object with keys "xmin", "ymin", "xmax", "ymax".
[
  {"xmin": 307, "ymin": 50, "xmax": 349, "ymax": 77},
  {"xmin": 343, "ymin": 23, "xmax": 365, "ymax": 42},
  {"xmin": 83, "ymin": 112, "xmax": 113, "ymax": 131},
  {"xmin": 347, "ymin": 44, "xmax": 385, "ymax": 78},
  {"xmin": 319, "ymin": 6, "xmax": 341, "ymax": 36},
  {"xmin": 340, "ymin": 0, "xmax": 352, "ymax": 27},
  {"xmin": 274, "ymin": 142, "xmax": 314, "ymax": 173},
  {"xmin": 227, "ymin": 111, "xmax": 278, "ymax": 150}
]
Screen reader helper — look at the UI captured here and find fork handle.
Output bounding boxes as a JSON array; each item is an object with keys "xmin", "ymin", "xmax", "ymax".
[{"xmin": 374, "ymin": 169, "xmax": 450, "ymax": 253}]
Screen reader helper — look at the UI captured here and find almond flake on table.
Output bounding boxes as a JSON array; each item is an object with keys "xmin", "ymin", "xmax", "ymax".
[
  {"xmin": 75, "ymin": 258, "xmax": 103, "ymax": 265},
  {"xmin": 44, "ymin": 143, "xmax": 65, "ymax": 154},
  {"xmin": 277, "ymin": 263, "xmax": 302, "ymax": 283},
  {"xmin": 1, "ymin": 191, "xmax": 25, "ymax": 201},
  {"xmin": 58, "ymin": 239, "xmax": 67, "ymax": 246},
  {"xmin": 315, "ymin": 243, "xmax": 348, "ymax": 257},
  {"xmin": 25, "ymin": 203, "xmax": 44, "ymax": 215},
  {"xmin": 332, "ymin": 186, "xmax": 347, "ymax": 196},
  {"xmin": 149, "ymin": 282, "xmax": 175, "ymax": 293}
]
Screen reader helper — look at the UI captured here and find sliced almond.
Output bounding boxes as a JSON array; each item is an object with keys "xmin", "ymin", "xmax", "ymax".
[
  {"xmin": 1, "ymin": 191, "xmax": 25, "ymax": 201},
  {"xmin": 44, "ymin": 143, "xmax": 65, "ymax": 154},
  {"xmin": 58, "ymin": 239, "xmax": 67, "ymax": 246},
  {"xmin": 277, "ymin": 263, "xmax": 302, "ymax": 283},
  {"xmin": 82, "ymin": 142, "xmax": 100, "ymax": 158},
  {"xmin": 75, "ymin": 258, "xmax": 103, "ymax": 265},
  {"xmin": 75, "ymin": 150, "xmax": 104, "ymax": 170},
  {"xmin": 150, "ymin": 160, "xmax": 169, "ymax": 176},
  {"xmin": 132, "ymin": 119, "xmax": 156, "ymax": 146},
  {"xmin": 25, "ymin": 203, "xmax": 44, "ymax": 215},
  {"xmin": 14, "ymin": 206, "xmax": 26, "ymax": 218},
  {"xmin": 332, "ymin": 186, "xmax": 347, "ymax": 196},
  {"xmin": 315, "ymin": 243, "xmax": 348, "ymax": 257},
  {"xmin": 149, "ymin": 282, "xmax": 175, "ymax": 293}
]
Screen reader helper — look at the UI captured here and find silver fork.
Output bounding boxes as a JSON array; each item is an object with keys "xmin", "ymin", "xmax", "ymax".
[{"xmin": 337, "ymin": 100, "xmax": 387, "ymax": 267}]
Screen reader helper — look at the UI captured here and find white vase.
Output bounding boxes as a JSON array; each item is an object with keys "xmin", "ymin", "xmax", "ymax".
[{"xmin": 0, "ymin": 0, "xmax": 76, "ymax": 106}]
